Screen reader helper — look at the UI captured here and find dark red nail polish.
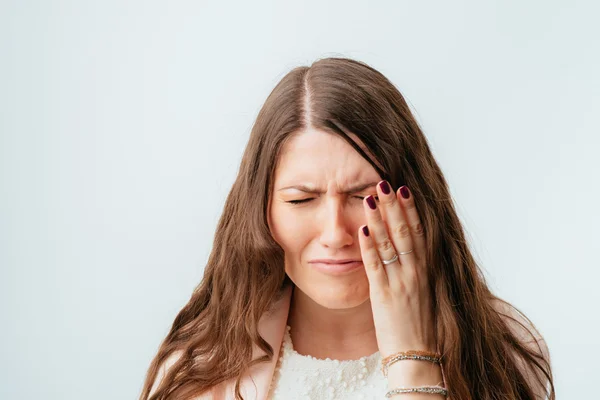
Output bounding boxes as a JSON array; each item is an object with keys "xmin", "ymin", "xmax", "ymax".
[
  {"xmin": 366, "ymin": 195, "xmax": 377, "ymax": 210},
  {"xmin": 400, "ymin": 186, "xmax": 410, "ymax": 199},
  {"xmin": 379, "ymin": 181, "xmax": 391, "ymax": 195},
  {"xmin": 362, "ymin": 226, "xmax": 370, "ymax": 237}
]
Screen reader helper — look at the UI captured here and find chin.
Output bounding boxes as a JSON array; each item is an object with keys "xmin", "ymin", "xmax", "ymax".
[
  {"xmin": 300, "ymin": 279, "xmax": 371, "ymax": 310},
  {"xmin": 319, "ymin": 296, "xmax": 370, "ymax": 310}
]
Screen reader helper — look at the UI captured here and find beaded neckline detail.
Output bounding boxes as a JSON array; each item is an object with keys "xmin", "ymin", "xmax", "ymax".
[{"xmin": 267, "ymin": 325, "xmax": 387, "ymax": 399}]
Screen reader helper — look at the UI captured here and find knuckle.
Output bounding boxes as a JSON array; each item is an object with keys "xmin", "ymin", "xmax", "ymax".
[
  {"xmin": 371, "ymin": 288, "xmax": 392, "ymax": 305},
  {"xmin": 390, "ymin": 280, "xmax": 407, "ymax": 295},
  {"xmin": 366, "ymin": 260, "xmax": 382, "ymax": 271},
  {"xmin": 378, "ymin": 239, "xmax": 394, "ymax": 253},
  {"xmin": 382, "ymin": 196, "xmax": 396, "ymax": 207},
  {"xmin": 392, "ymin": 222, "xmax": 411, "ymax": 239},
  {"xmin": 403, "ymin": 200, "xmax": 417, "ymax": 211},
  {"xmin": 411, "ymin": 222, "xmax": 425, "ymax": 237}
]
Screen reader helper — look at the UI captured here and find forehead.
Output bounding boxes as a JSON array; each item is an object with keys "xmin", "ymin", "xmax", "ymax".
[{"xmin": 273, "ymin": 128, "xmax": 381, "ymax": 187}]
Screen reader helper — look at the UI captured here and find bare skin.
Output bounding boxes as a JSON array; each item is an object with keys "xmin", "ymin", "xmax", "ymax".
[
  {"xmin": 268, "ymin": 127, "xmax": 445, "ymax": 398},
  {"xmin": 268, "ymin": 127, "xmax": 382, "ymax": 361}
]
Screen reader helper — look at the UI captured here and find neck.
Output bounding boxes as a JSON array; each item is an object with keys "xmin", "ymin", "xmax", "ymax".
[{"xmin": 286, "ymin": 285, "xmax": 379, "ymax": 361}]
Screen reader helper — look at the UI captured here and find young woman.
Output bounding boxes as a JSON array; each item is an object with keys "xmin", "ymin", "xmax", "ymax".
[{"xmin": 139, "ymin": 57, "xmax": 554, "ymax": 400}]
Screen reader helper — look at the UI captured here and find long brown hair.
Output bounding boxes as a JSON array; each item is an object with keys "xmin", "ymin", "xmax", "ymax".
[{"xmin": 139, "ymin": 57, "xmax": 554, "ymax": 400}]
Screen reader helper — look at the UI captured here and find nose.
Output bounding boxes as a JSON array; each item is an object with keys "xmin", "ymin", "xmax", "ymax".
[{"xmin": 318, "ymin": 199, "xmax": 354, "ymax": 249}]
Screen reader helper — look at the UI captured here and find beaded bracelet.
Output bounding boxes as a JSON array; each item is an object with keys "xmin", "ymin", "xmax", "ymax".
[
  {"xmin": 381, "ymin": 350, "xmax": 442, "ymax": 377},
  {"xmin": 385, "ymin": 385, "xmax": 448, "ymax": 398}
]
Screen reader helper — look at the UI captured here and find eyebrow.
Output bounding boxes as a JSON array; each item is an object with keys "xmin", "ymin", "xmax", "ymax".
[{"xmin": 277, "ymin": 181, "xmax": 380, "ymax": 194}]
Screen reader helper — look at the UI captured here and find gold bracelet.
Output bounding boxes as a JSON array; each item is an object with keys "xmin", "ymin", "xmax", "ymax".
[{"xmin": 381, "ymin": 350, "xmax": 442, "ymax": 377}]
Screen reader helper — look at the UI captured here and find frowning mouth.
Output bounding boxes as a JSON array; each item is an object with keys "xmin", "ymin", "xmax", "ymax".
[
  {"xmin": 309, "ymin": 260, "xmax": 364, "ymax": 275},
  {"xmin": 309, "ymin": 259, "xmax": 361, "ymax": 264}
]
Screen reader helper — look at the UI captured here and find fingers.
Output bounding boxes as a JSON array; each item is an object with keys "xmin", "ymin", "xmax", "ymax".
[
  {"xmin": 358, "ymin": 224, "xmax": 389, "ymax": 295},
  {"xmin": 358, "ymin": 180, "xmax": 425, "ymax": 294},
  {"xmin": 361, "ymin": 190, "xmax": 404, "ymax": 293},
  {"xmin": 395, "ymin": 185, "xmax": 426, "ymax": 266},
  {"xmin": 377, "ymin": 181, "xmax": 419, "ymax": 269}
]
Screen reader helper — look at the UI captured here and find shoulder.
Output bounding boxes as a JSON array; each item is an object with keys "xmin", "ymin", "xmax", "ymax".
[{"xmin": 490, "ymin": 298, "xmax": 552, "ymax": 399}]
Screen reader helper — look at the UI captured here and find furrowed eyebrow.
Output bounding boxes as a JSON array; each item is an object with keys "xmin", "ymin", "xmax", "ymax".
[{"xmin": 277, "ymin": 181, "xmax": 379, "ymax": 194}]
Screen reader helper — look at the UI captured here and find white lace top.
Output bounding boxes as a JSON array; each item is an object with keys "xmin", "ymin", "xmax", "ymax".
[{"xmin": 267, "ymin": 325, "xmax": 388, "ymax": 400}]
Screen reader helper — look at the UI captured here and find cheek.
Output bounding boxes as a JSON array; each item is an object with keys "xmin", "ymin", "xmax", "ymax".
[
  {"xmin": 270, "ymin": 208, "xmax": 311, "ymax": 280},
  {"xmin": 271, "ymin": 203, "xmax": 368, "ymax": 246},
  {"xmin": 269, "ymin": 206, "xmax": 313, "ymax": 253}
]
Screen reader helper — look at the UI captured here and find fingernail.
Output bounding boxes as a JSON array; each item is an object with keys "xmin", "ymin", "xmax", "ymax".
[
  {"xmin": 379, "ymin": 181, "xmax": 391, "ymax": 195},
  {"xmin": 362, "ymin": 226, "xmax": 370, "ymax": 237},
  {"xmin": 400, "ymin": 186, "xmax": 410, "ymax": 199},
  {"xmin": 366, "ymin": 195, "xmax": 377, "ymax": 210}
]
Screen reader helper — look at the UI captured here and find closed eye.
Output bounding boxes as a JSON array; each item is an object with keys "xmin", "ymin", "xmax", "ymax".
[
  {"xmin": 286, "ymin": 199, "xmax": 312, "ymax": 205},
  {"xmin": 286, "ymin": 196, "xmax": 378, "ymax": 205}
]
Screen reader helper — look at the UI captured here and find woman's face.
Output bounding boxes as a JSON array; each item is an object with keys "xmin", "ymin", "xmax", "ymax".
[{"xmin": 268, "ymin": 128, "xmax": 382, "ymax": 309}]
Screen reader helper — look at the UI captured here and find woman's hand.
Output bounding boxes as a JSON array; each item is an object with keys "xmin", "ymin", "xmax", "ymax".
[{"xmin": 358, "ymin": 181, "xmax": 436, "ymax": 358}]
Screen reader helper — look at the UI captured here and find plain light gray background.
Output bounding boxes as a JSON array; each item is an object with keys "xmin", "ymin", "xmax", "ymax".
[{"xmin": 1, "ymin": 1, "xmax": 598, "ymax": 399}]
